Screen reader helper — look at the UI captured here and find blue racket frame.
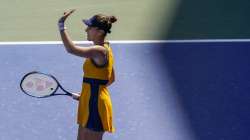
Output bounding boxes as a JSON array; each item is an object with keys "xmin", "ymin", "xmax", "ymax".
[{"xmin": 20, "ymin": 71, "xmax": 73, "ymax": 98}]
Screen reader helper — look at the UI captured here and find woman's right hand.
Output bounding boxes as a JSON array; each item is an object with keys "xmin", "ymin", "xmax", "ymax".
[
  {"xmin": 58, "ymin": 9, "xmax": 76, "ymax": 23},
  {"xmin": 58, "ymin": 9, "xmax": 76, "ymax": 32}
]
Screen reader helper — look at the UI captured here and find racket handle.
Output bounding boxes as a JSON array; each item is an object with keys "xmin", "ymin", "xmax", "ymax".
[{"xmin": 71, "ymin": 93, "xmax": 80, "ymax": 101}]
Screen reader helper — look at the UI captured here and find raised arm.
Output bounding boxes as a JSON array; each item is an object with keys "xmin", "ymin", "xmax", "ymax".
[{"xmin": 58, "ymin": 9, "xmax": 104, "ymax": 58}]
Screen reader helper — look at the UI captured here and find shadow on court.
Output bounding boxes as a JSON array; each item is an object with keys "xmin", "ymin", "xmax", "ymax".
[{"xmin": 157, "ymin": 41, "xmax": 250, "ymax": 140}]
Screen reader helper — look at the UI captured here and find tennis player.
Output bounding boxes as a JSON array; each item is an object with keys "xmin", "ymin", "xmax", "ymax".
[{"xmin": 58, "ymin": 9, "xmax": 117, "ymax": 140}]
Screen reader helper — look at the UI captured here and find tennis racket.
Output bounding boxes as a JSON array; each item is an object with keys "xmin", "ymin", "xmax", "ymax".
[{"xmin": 20, "ymin": 71, "xmax": 73, "ymax": 98}]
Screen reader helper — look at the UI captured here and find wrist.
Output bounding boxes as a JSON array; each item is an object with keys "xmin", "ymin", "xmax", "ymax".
[{"xmin": 58, "ymin": 21, "xmax": 67, "ymax": 31}]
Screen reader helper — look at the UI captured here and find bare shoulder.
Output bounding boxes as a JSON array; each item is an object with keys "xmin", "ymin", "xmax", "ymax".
[{"xmin": 92, "ymin": 45, "xmax": 108, "ymax": 55}]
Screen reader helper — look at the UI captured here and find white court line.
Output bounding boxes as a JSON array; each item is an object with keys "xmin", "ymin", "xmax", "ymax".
[{"xmin": 1, "ymin": 39, "xmax": 250, "ymax": 45}]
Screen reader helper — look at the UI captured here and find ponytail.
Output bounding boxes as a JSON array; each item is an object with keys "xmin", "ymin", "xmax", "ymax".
[{"xmin": 108, "ymin": 16, "xmax": 117, "ymax": 23}]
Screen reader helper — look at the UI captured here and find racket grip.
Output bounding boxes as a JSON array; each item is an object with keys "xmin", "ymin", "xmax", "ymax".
[{"xmin": 71, "ymin": 93, "xmax": 80, "ymax": 101}]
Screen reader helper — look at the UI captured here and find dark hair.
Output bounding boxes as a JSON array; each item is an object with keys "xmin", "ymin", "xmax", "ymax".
[
  {"xmin": 107, "ymin": 16, "xmax": 117, "ymax": 23},
  {"xmin": 93, "ymin": 14, "xmax": 117, "ymax": 34}
]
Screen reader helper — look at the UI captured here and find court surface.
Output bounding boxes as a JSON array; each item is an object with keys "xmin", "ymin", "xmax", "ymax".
[{"xmin": 0, "ymin": 40, "xmax": 250, "ymax": 140}]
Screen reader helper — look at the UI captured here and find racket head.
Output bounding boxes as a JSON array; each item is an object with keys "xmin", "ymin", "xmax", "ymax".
[{"xmin": 20, "ymin": 71, "xmax": 59, "ymax": 98}]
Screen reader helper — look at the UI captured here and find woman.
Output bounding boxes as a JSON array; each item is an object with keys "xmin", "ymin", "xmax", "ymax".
[{"xmin": 58, "ymin": 9, "xmax": 117, "ymax": 140}]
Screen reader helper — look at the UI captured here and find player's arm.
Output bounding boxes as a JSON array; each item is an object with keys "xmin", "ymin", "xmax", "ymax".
[
  {"xmin": 60, "ymin": 30, "xmax": 103, "ymax": 58},
  {"xmin": 58, "ymin": 9, "xmax": 104, "ymax": 58},
  {"xmin": 106, "ymin": 67, "xmax": 115, "ymax": 87}
]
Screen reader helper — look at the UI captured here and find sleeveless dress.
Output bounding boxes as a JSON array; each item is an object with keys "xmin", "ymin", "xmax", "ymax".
[{"xmin": 77, "ymin": 42, "xmax": 115, "ymax": 133}]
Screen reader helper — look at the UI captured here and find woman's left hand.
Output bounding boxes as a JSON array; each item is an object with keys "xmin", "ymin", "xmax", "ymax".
[{"xmin": 71, "ymin": 92, "xmax": 80, "ymax": 101}]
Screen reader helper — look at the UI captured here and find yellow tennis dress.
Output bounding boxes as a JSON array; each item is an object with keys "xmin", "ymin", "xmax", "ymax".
[{"xmin": 77, "ymin": 42, "xmax": 115, "ymax": 133}]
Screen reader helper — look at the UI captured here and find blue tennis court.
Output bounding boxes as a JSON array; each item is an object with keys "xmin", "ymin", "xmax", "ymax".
[{"xmin": 0, "ymin": 40, "xmax": 250, "ymax": 140}]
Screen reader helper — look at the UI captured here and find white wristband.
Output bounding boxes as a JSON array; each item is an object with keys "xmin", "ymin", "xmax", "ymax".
[{"xmin": 58, "ymin": 22, "xmax": 67, "ymax": 31}]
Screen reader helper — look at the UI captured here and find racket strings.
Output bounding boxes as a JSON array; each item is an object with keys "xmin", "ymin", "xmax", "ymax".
[{"xmin": 21, "ymin": 73, "xmax": 58, "ymax": 97}]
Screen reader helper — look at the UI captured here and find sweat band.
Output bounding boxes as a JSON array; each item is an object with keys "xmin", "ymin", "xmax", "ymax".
[{"xmin": 58, "ymin": 21, "xmax": 67, "ymax": 31}]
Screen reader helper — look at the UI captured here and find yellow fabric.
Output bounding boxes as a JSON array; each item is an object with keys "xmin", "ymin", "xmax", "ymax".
[
  {"xmin": 77, "ymin": 42, "xmax": 115, "ymax": 133},
  {"xmin": 83, "ymin": 43, "xmax": 113, "ymax": 80}
]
